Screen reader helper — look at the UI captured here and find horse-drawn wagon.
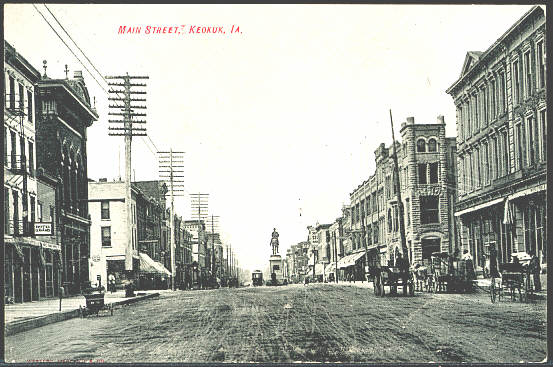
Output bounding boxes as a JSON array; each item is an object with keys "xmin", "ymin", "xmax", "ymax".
[{"xmin": 373, "ymin": 266, "xmax": 415, "ymax": 296}]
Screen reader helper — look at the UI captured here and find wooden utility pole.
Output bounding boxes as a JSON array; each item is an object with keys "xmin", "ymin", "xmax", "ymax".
[
  {"xmin": 158, "ymin": 150, "xmax": 185, "ymax": 290},
  {"xmin": 389, "ymin": 110, "xmax": 408, "ymax": 260},
  {"xmin": 206, "ymin": 215, "xmax": 220, "ymax": 276},
  {"xmin": 190, "ymin": 193, "xmax": 209, "ymax": 274},
  {"xmin": 107, "ymin": 73, "xmax": 148, "ymax": 272}
]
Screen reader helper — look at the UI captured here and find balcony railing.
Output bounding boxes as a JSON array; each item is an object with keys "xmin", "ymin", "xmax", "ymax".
[{"xmin": 4, "ymin": 156, "xmax": 34, "ymax": 177}]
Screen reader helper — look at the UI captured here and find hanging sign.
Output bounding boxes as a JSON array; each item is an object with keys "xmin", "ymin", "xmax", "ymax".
[{"xmin": 34, "ymin": 222, "xmax": 53, "ymax": 235}]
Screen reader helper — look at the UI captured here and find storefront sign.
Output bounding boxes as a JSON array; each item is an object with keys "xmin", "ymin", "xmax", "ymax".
[{"xmin": 34, "ymin": 222, "xmax": 53, "ymax": 235}]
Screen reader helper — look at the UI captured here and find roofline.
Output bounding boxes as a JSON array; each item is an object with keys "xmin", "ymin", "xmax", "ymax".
[
  {"xmin": 38, "ymin": 80, "xmax": 99, "ymax": 121},
  {"xmin": 446, "ymin": 5, "xmax": 544, "ymax": 95}
]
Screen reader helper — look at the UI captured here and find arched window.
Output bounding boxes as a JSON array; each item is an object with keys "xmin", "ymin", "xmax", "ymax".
[
  {"xmin": 428, "ymin": 138, "xmax": 437, "ymax": 152},
  {"xmin": 387, "ymin": 208, "xmax": 392, "ymax": 232},
  {"xmin": 417, "ymin": 139, "xmax": 426, "ymax": 152}
]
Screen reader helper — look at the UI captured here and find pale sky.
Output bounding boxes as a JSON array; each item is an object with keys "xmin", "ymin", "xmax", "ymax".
[{"xmin": 5, "ymin": 4, "xmax": 535, "ymax": 271}]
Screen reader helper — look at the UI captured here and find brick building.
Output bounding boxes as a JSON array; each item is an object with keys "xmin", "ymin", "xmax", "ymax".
[
  {"xmin": 4, "ymin": 41, "xmax": 44, "ymax": 303},
  {"xmin": 35, "ymin": 64, "xmax": 98, "ymax": 295},
  {"xmin": 446, "ymin": 6, "xmax": 546, "ymax": 271},
  {"xmin": 350, "ymin": 116, "xmax": 457, "ymax": 269}
]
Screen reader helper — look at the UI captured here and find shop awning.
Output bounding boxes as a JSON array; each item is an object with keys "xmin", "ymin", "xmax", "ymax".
[
  {"xmin": 337, "ymin": 251, "xmax": 366, "ymax": 269},
  {"xmin": 508, "ymin": 184, "xmax": 546, "ymax": 201},
  {"xmin": 454, "ymin": 197, "xmax": 504, "ymax": 217},
  {"xmin": 153, "ymin": 260, "xmax": 172, "ymax": 276},
  {"xmin": 139, "ymin": 253, "xmax": 166, "ymax": 274}
]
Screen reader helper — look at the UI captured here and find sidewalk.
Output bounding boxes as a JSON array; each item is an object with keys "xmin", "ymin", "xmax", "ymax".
[{"xmin": 5, "ymin": 289, "xmax": 167, "ymax": 336}]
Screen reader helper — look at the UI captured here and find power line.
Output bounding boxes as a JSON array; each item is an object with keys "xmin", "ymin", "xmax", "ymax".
[
  {"xmin": 32, "ymin": 4, "xmax": 108, "ymax": 94},
  {"xmin": 35, "ymin": 4, "xmax": 166, "ymax": 165},
  {"xmin": 43, "ymin": 4, "xmax": 107, "ymax": 89}
]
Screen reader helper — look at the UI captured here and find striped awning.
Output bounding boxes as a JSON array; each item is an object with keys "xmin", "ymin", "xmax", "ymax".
[{"xmin": 337, "ymin": 251, "xmax": 366, "ymax": 269}]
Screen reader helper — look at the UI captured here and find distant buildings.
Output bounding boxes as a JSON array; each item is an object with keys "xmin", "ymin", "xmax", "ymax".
[{"xmin": 446, "ymin": 5, "xmax": 546, "ymax": 271}]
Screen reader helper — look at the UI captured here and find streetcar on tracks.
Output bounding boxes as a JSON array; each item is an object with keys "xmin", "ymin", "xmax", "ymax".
[{"xmin": 252, "ymin": 270, "xmax": 263, "ymax": 286}]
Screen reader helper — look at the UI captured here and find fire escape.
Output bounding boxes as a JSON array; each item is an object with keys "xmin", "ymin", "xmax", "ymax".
[{"xmin": 5, "ymin": 91, "xmax": 32, "ymax": 237}]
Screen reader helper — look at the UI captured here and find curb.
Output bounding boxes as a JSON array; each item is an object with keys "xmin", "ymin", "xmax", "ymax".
[{"xmin": 5, "ymin": 292, "xmax": 160, "ymax": 337}]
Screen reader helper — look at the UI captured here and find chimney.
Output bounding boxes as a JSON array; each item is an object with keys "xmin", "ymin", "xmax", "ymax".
[
  {"xmin": 406, "ymin": 117, "xmax": 415, "ymax": 124},
  {"xmin": 437, "ymin": 115, "xmax": 445, "ymax": 124},
  {"xmin": 73, "ymin": 70, "xmax": 83, "ymax": 79}
]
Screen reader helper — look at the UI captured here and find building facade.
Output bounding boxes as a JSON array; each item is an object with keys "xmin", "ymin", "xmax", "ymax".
[
  {"xmin": 446, "ymin": 6, "xmax": 546, "ymax": 271},
  {"xmin": 35, "ymin": 66, "xmax": 98, "ymax": 295},
  {"xmin": 350, "ymin": 116, "xmax": 457, "ymax": 269},
  {"xmin": 4, "ymin": 41, "xmax": 57, "ymax": 303}
]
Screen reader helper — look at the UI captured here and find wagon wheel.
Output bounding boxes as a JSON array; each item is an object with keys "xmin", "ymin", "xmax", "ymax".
[{"xmin": 490, "ymin": 279, "xmax": 496, "ymax": 303}]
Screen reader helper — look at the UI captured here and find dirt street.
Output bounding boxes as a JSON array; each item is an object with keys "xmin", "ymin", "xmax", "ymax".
[{"xmin": 5, "ymin": 284, "xmax": 547, "ymax": 363}]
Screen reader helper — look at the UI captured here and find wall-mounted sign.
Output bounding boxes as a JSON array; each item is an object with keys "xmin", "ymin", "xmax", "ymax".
[{"xmin": 34, "ymin": 222, "xmax": 53, "ymax": 235}]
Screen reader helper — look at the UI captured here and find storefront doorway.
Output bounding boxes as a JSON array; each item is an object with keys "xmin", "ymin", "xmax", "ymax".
[{"xmin": 421, "ymin": 238, "xmax": 441, "ymax": 267}]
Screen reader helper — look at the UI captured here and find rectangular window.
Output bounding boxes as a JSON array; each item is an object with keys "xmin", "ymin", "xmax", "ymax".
[
  {"xmin": 28, "ymin": 141, "xmax": 34, "ymax": 176},
  {"xmin": 27, "ymin": 90, "xmax": 32, "ymax": 122},
  {"xmin": 4, "ymin": 127, "xmax": 7, "ymax": 166},
  {"xmin": 513, "ymin": 60, "xmax": 520, "ymax": 104},
  {"xmin": 539, "ymin": 109, "xmax": 547, "ymax": 162},
  {"xmin": 101, "ymin": 201, "xmax": 110, "ymax": 220},
  {"xmin": 491, "ymin": 79, "xmax": 496, "ymax": 119},
  {"xmin": 482, "ymin": 86, "xmax": 488, "ymax": 126},
  {"xmin": 420, "ymin": 196, "xmax": 439, "ymax": 224},
  {"xmin": 503, "ymin": 131, "xmax": 510, "ymax": 175},
  {"xmin": 537, "ymin": 41, "xmax": 545, "ymax": 88},
  {"xmin": 429, "ymin": 162, "xmax": 438, "ymax": 184},
  {"xmin": 406, "ymin": 198, "xmax": 410, "ymax": 226},
  {"xmin": 418, "ymin": 164, "xmax": 427, "ymax": 184},
  {"xmin": 500, "ymin": 72, "xmax": 507, "ymax": 113},
  {"xmin": 483, "ymin": 143, "xmax": 489, "ymax": 185},
  {"xmin": 492, "ymin": 137, "xmax": 498, "ymax": 180},
  {"xmin": 101, "ymin": 226, "xmax": 111, "ymax": 246},
  {"xmin": 9, "ymin": 76, "xmax": 15, "ymax": 109},
  {"xmin": 475, "ymin": 148, "xmax": 481, "ymax": 188},
  {"xmin": 30, "ymin": 195, "xmax": 36, "ymax": 225},
  {"xmin": 4, "ymin": 187, "xmax": 9, "ymax": 234},
  {"xmin": 458, "ymin": 106, "xmax": 464, "ymax": 141},
  {"xmin": 12, "ymin": 190, "xmax": 19, "ymax": 235},
  {"xmin": 466, "ymin": 154, "xmax": 471, "ymax": 191},
  {"xmin": 527, "ymin": 115, "xmax": 535, "ymax": 166},
  {"xmin": 10, "ymin": 130, "xmax": 16, "ymax": 168},
  {"xmin": 18, "ymin": 83, "xmax": 24, "ymax": 110},
  {"xmin": 524, "ymin": 51, "xmax": 532, "ymax": 97},
  {"xmin": 516, "ymin": 123, "xmax": 526, "ymax": 169},
  {"xmin": 465, "ymin": 101, "xmax": 471, "ymax": 138},
  {"xmin": 38, "ymin": 202, "xmax": 43, "ymax": 222},
  {"xmin": 473, "ymin": 94, "xmax": 479, "ymax": 131}
]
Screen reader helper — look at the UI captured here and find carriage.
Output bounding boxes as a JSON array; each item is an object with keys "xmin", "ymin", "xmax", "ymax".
[
  {"xmin": 412, "ymin": 252, "xmax": 474, "ymax": 293},
  {"xmin": 81, "ymin": 290, "xmax": 113, "ymax": 317},
  {"xmin": 490, "ymin": 253, "xmax": 533, "ymax": 303},
  {"xmin": 373, "ymin": 266, "xmax": 415, "ymax": 296}
]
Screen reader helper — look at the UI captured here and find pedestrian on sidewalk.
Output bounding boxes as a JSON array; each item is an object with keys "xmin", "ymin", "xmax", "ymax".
[{"xmin": 529, "ymin": 251, "xmax": 541, "ymax": 292}]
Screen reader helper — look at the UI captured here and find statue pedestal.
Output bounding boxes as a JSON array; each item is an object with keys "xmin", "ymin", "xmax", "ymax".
[{"xmin": 269, "ymin": 254, "xmax": 284, "ymax": 284}]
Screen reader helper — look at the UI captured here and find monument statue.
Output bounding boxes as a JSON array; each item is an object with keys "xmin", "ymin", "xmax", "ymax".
[{"xmin": 270, "ymin": 228, "xmax": 279, "ymax": 255}]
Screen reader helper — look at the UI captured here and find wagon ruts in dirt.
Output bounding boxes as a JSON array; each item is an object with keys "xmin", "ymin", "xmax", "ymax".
[
  {"xmin": 373, "ymin": 266, "xmax": 415, "ymax": 296},
  {"xmin": 80, "ymin": 292, "xmax": 114, "ymax": 317}
]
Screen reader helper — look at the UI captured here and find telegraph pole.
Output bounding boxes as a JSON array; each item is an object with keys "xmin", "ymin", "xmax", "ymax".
[
  {"xmin": 389, "ymin": 110, "xmax": 408, "ymax": 259},
  {"xmin": 190, "ymin": 193, "xmax": 209, "ymax": 276},
  {"xmin": 107, "ymin": 73, "xmax": 148, "ymax": 273},
  {"xmin": 206, "ymin": 215, "xmax": 220, "ymax": 277},
  {"xmin": 158, "ymin": 150, "xmax": 185, "ymax": 291}
]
